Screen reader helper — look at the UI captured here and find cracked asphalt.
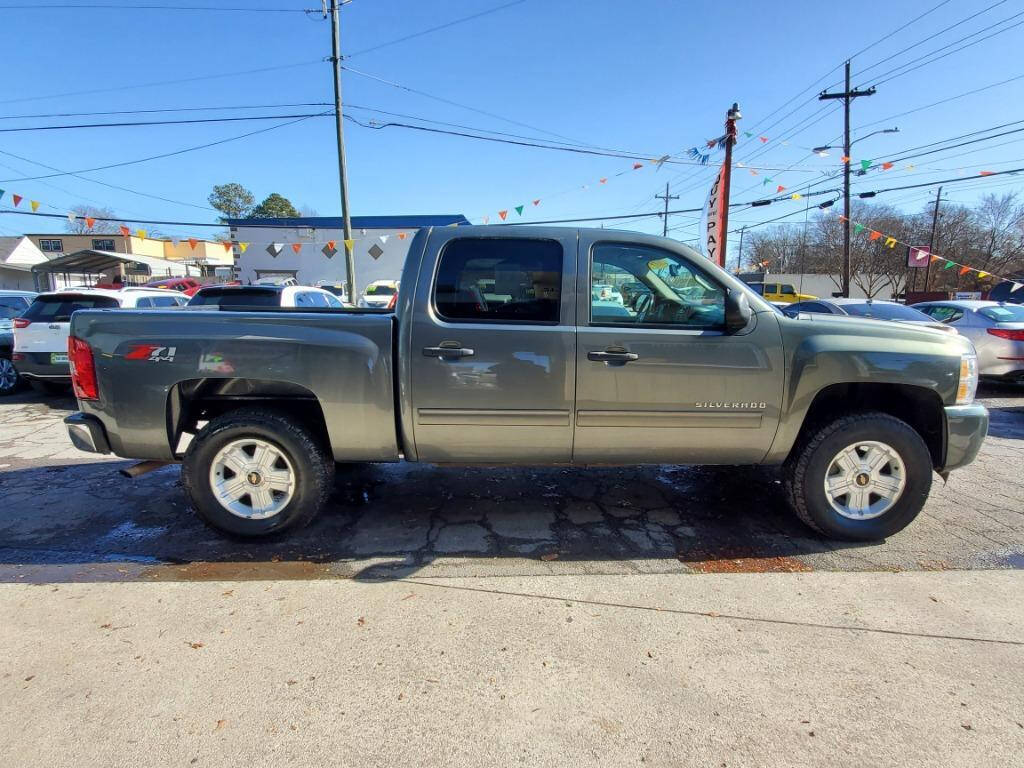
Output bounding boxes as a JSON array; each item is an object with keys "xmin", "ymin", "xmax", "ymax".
[{"xmin": 0, "ymin": 384, "xmax": 1022, "ymax": 582}]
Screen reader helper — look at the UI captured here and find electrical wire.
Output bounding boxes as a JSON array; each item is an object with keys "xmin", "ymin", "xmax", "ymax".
[
  {"xmin": 0, "ymin": 102, "xmax": 332, "ymax": 121},
  {"xmin": 0, "ymin": 3, "xmax": 314, "ymax": 11},
  {"xmin": 0, "ymin": 112, "xmax": 332, "ymax": 133}
]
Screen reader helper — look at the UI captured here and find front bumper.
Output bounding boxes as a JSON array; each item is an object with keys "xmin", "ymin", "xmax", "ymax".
[
  {"xmin": 64, "ymin": 412, "xmax": 111, "ymax": 455},
  {"xmin": 942, "ymin": 403, "xmax": 989, "ymax": 472}
]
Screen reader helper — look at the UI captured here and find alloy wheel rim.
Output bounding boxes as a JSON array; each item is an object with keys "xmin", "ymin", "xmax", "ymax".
[
  {"xmin": 823, "ymin": 440, "xmax": 906, "ymax": 521},
  {"xmin": 0, "ymin": 358, "xmax": 17, "ymax": 391},
  {"xmin": 209, "ymin": 438, "xmax": 295, "ymax": 520}
]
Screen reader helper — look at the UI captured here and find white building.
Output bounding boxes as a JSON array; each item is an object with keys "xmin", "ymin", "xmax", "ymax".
[
  {"xmin": 0, "ymin": 236, "xmax": 47, "ymax": 290},
  {"xmin": 228, "ymin": 214, "xmax": 469, "ymax": 293}
]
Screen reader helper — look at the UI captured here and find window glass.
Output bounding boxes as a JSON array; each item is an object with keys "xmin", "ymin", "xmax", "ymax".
[
  {"xmin": 0, "ymin": 296, "xmax": 29, "ymax": 318},
  {"xmin": 781, "ymin": 284, "xmax": 796, "ymax": 294},
  {"xmin": 92, "ymin": 239, "xmax": 116, "ymax": 251},
  {"xmin": 188, "ymin": 289, "xmax": 280, "ymax": 308},
  {"xmin": 589, "ymin": 243, "xmax": 725, "ymax": 328},
  {"xmin": 135, "ymin": 297, "xmax": 153, "ymax": 308},
  {"xmin": 434, "ymin": 238, "xmax": 562, "ymax": 323},
  {"xmin": 795, "ymin": 301, "xmax": 830, "ymax": 313},
  {"xmin": 307, "ymin": 292, "xmax": 329, "ymax": 308},
  {"xmin": 366, "ymin": 283, "xmax": 396, "ymax": 296},
  {"xmin": 39, "ymin": 239, "xmax": 64, "ymax": 252},
  {"xmin": 324, "ymin": 293, "xmax": 343, "ymax": 308},
  {"xmin": 23, "ymin": 294, "xmax": 119, "ymax": 322},
  {"xmin": 151, "ymin": 295, "xmax": 182, "ymax": 307},
  {"xmin": 980, "ymin": 305, "xmax": 1024, "ymax": 322},
  {"xmin": 921, "ymin": 305, "xmax": 964, "ymax": 323},
  {"xmin": 843, "ymin": 302, "xmax": 932, "ymax": 321}
]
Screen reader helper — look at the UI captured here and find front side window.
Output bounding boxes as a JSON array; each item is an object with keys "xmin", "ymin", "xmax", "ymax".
[
  {"xmin": 780, "ymin": 284, "xmax": 796, "ymax": 295},
  {"xmin": 92, "ymin": 239, "xmax": 116, "ymax": 251},
  {"xmin": 589, "ymin": 242, "xmax": 725, "ymax": 329},
  {"xmin": 434, "ymin": 238, "xmax": 562, "ymax": 323},
  {"xmin": 135, "ymin": 298, "xmax": 154, "ymax": 308}
]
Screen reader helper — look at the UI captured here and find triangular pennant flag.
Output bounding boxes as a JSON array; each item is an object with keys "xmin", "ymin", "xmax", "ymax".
[
  {"xmin": 632, "ymin": 162, "xmax": 643, "ymax": 170},
  {"xmin": 119, "ymin": 225, "xmax": 131, "ymax": 237},
  {"xmin": 838, "ymin": 215, "xmax": 848, "ymax": 222},
  {"xmin": 322, "ymin": 241, "xmax": 337, "ymax": 259},
  {"xmin": 12, "ymin": 194, "xmax": 22, "ymax": 207},
  {"xmin": 1010, "ymin": 281, "xmax": 1023, "ymax": 292},
  {"xmin": 266, "ymin": 243, "xmax": 283, "ymax": 257},
  {"xmin": 291, "ymin": 243, "xmax": 302, "ymax": 254},
  {"xmin": 884, "ymin": 236, "xmax": 897, "ymax": 248},
  {"xmin": 0, "ymin": 189, "xmax": 4, "ymax": 201},
  {"xmin": 482, "ymin": 216, "xmax": 490, "ymax": 225},
  {"xmin": 498, "ymin": 210, "xmax": 508, "ymax": 221},
  {"xmin": 776, "ymin": 185, "xmax": 785, "ymax": 193},
  {"xmin": 515, "ymin": 205, "xmax": 524, "ymax": 216},
  {"xmin": 840, "ymin": 156, "xmax": 850, "ymax": 164},
  {"xmin": 759, "ymin": 136, "xmax": 768, "ymax": 143},
  {"xmin": 532, "ymin": 199, "xmax": 540, "ymax": 206},
  {"xmin": 30, "ymin": 200, "xmax": 40, "ymax": 212},
  {"xmin": 930, "ymin": 254, "xmax": 941, "ymax": 262},
  {"xmin": 744, "ymin": 132, "xmax": 753, "ymax": 138},
  {"xmin": 791, "ymin": 193, "xmax": 802, "ymax": 200},
  {"xmin": 749, "ymin": 169, "xmax": 758, "ymax": 176},
  {"xmin": 881, "ymin": 162, "xmax": 893, "ymax": 170},
  {"xmin": 869, "ymin": 231, "xmax": 882, "ymax": 241},
  {"xmin": 943, "ymin": 260, "xmax": 956, "ymax": 270},
  {"xmin": 85, "ymin": 216, "xmax": 95, "ymax": 229},
  {"xmin": 978, "ymin": 170, "xmax": 995, "ymax": 176},
  {"xmin": 343, "ymin": 238, "xmax": 354, "ymax": 253},
  {"xmin": 170, "ymin": 237, "xmax": 180, "ymax": 246},
  {"xmin": 397, "ymin": 233, "xmax": 407, "ymax": 240},
  {"xmin": 136, "ymin": 229, "xmax": 147, "ymax": 240},
  {"xmin": 977, "ymin": 271, "xmax": 989, "ymax": 279},
  {"xmin": 860, "ymin": 159, "xmax": 872, "ymax": 172},
  {"xmin": 238, "ymin": 242, "xmax": 249, "ymax": 253},
  {"xmin": 379, "ymin": 234, "xmax": 389, "ymax": 244},
  {"xmin": 853, "ymin": 223, "xmax": 865, "ymax": 234},
  {"xmin": 326, "ymin": 240, "xmax": 336, "ymax": 250},
  {"xmin": 599, "ymin": 178, "xmax": 607, "ymax": 184},
  {"xmin": 905, "ymin": 164, "xmax": 915, "ymax": 171},
  {"xmin": 67, "ymin": 212, "xmax": 77, "ymax": 224},
  {"xmin": 222, "ymin": 241, "xmax": 232, "ymax": 252},
  {"xmin": 188, "ymin": 238, "xmax": 198, "ymax": 250},
  {"xmin": 959, "ymin": 266, "xmax": 970, "ymax": 276}
]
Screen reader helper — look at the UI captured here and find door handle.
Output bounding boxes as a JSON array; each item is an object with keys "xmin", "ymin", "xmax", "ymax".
[
  {"xmin": 423, "ymin": 345, "xmax": 475, "ymax": 359},
  {"xmin": 588, "ymin": 350, "xmax": 639, "ymax": 364}
]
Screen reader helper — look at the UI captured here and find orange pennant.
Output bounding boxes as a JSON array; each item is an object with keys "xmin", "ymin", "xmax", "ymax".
[
  {"xmin": 12, "ymin": 194, "xmax": 22, "ymax": 206},
  {"xmin": 978, "ymin": 170, "xmax": 995, "ymax": 176},
  {"xmin": 632, "ymin": 162, "xmax": 643, "ymax": 170},
  {"xmin": 498, "ymin": 210, "xmax": 508, "ymax": 220},
  {"xmin": 85, "ymin": 217, "xmax": 96, "ymax": 229},
  {"xmin": 291, "ymin": 243, "xmax": 302, "ymax": 253},
  {"xmin": 222, "ymin": 241, "xmax": 232, "ymax": 252},
  {"xmin": 776, "ymin": 185, "xmax": 785, "ymax": 193},
  {"xmin": 959, "ymin": 266, "xmax": 971, "ymax": 276},
  {"xmin": 599, "ymin": 178, "xmax": 607, "ymax": 184},
  {"xmin": 838, "ymin": 215, "xmax": 848, "ymax": 222},
  {"xmin": 759, "ymin": 136, "xmax": 768, "ymax": 143},
  {"xmin": 532, "ymin": 199, "xmax": 540, "ymax": 206},
  {"xmin": 327, "ymin": 240, "xmax": 336, "ymax": 251},
  {"xmin": 188, "ymin": 238, "xmax": 198, "ymax": 250},
  {"xmin": 398, "ymin": 233, "xmax": 407, "ymax": 240},
  {"xmin": 881, "ymin": 162, "xmax": 894, "ymax": 170},
  {"xmin": 840, "ymin": 156, "xmax": 850, "ymax": 164},
  {"xmin": 119, "ymin": 225, "xmax": 130, "ymax": 237},
  {"xmin": 869, "ymin": 231, "xmax": 882, "ymax": 241}
]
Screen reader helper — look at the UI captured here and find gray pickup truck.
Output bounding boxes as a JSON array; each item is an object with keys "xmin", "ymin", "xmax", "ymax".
[{"xmin": 64, "ymin": 226, "xmax": 988, "ymax": 541}]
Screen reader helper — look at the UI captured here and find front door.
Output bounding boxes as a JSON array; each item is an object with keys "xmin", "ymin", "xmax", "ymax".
[
  {"xmin": 573, "ymin": 234, "xmax": 784, "ymax": 464},
  {"xmin": 408, "ymin": 232, "xmax": 577, "ymax": 463}
]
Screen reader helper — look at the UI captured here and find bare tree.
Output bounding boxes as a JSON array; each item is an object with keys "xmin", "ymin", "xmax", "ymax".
[{"xmin": 65, "ymin": 205, "xmax": 126, "ymax": 234}]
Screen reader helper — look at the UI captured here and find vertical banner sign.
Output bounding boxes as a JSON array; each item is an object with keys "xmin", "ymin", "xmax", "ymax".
[
  {"xmin": 907, "ymin": 246, "xmax": 931, "ymax": 268},
  {"xmin": 702, "ymin": 163, "xmax": 726, "ymax": 266}
]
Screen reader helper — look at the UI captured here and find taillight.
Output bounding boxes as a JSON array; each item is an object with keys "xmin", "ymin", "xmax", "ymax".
[
  {"xmin": 987, "ymin": 328, "xmax": 1024, "ymax": 341},
  {"xmin": 13, "ymin": 317, "xmax": 30, "ymax": 328},
  {"xmin": 387, "ymin": 293, "xmax": 398, "ymax": 310},
  {"xmin": 68, "ymin": 336, "xmax": 98, "ymax": 400}
]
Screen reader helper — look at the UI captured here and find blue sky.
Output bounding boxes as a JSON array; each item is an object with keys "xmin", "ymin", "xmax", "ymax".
[{"xmin": 1, "ymin": 0, "xmax": 1022, "ymax": 262}]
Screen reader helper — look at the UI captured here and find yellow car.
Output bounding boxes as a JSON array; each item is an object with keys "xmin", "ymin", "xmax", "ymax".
[{"xmin": 752, "ymin": 281, "xmax": 818, "ymax": 304}]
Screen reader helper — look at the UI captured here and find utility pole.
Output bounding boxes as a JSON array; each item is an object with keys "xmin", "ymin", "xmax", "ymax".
[
  {"xmin": 655, "ymin": 182, "xmax": 679, "ymax": 237},
  {"xmin": 718, "ymin": 103, "xmax": 741, "ymax": 268},
  {"xmin": 923, "ymin": 185, "xmax": 942, "ymax": 293},
  {"xmin": 326, "ymin": 0, "xmax": 355, "ymax": 302},
  {"xmin": 819, "ymin": 60, "xmax": 875, "ymax": 297},
  {"xmin": 736, "ymin": 226, "xmax": 747, "ymax": 274}
]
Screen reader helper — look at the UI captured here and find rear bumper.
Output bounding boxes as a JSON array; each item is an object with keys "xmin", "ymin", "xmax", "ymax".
[
  {"xmin": 64, "ymin": 412, "xmax": 111, "ymax": 455},
  {"xmin": 15, "ymin": 352, "xmax": 70, "ymax": 380},
  {"xmin": 942, "ymin": 403, "xmax": 989, "ymax": 472}
]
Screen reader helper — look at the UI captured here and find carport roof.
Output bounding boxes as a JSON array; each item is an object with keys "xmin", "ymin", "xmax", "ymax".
[{"xmin": 30, "ymin": 249, "xmax": 197, "ymax": 277}]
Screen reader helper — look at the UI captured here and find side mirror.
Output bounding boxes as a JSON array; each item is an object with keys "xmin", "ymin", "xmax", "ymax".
[{"xmin": 725, "ymin": 289, "xmax": 752, "ymax": 333}]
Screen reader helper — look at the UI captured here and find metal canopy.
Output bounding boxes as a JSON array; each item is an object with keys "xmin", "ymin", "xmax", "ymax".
[{"xmin": 30, "ymin": 249, "xmax": 197, "ymax": 279}]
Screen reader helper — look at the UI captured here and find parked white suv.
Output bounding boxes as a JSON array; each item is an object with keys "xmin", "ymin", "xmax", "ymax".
[
  {"xmin": 13, "ymin": 287, "xmax": 186, "ymax": 394},
  {"xmin": 187, "ymin": 284, "xmax": 347, "ymax": 309}
]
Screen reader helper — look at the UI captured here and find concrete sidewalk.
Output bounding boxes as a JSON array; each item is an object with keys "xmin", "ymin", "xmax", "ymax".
[{"xmin": 2, "ymin": 572, "xmax": 1021, "ymax": 767}]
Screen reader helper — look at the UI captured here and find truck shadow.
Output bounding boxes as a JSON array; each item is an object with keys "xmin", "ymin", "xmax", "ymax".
[{"xmin": 0, "ymin": 459, "xmax": 866, "ymax": 583}]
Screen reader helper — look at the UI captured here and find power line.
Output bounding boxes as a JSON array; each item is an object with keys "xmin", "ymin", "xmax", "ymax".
[
  {"xmin": 346, "ymin": 0, "xmax": 528, "ymax": 57},
  {"xmin": 0, "ymin": 111, "xmax": 332, "ymax": 133},
  {"xmin": 0, "ymin": 102, "xmax": 332, "ymax": 121},
  {"xmin": 0, "ymin": 3, "xmax": 314, "ymax": 11},
  {"xmin": 0, "ymin": 112, "xmax": 327, "ymax": 183}
]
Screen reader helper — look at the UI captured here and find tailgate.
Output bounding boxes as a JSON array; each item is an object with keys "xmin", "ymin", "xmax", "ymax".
[{"xmin": 70, "ymin": 308, "xmax": 398, "ymax": 462}]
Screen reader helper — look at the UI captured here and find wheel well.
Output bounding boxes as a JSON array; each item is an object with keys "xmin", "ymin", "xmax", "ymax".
[
  {"xmin": 796, "ymin": 383, "xmax": 945, "ymax": 467},
  {"xmin": 169, "ymin": 378, "xmax": 330, "ymax": 457}
]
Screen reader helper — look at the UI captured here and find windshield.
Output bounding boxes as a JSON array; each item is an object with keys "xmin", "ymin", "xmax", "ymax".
[
  {"xmin": 365, "ymin": 284, "xmax": 396, "ymax": 296},
  {"xmin": 189, "ymin": 289, "xmax": 280, "ymax": 307},
  {"xmin": 842, "ymin": 302, "xmax": 932, "ymax": 321},
  {"xmin": 980, "ymin": 305, "xmax": 1024, "ymax": 322},
  {"xmin": 23, "ymin": 294, "xmax": 119, "ymax": 322}
]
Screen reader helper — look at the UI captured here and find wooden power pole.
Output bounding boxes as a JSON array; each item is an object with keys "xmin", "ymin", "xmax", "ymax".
[
  {"xmin": 327, "ymin": 0, "xmax": 356, "ymax": 301},
  {"xmin": 656, "ymin": 182, "xmax": 679, "ymax": 237}
]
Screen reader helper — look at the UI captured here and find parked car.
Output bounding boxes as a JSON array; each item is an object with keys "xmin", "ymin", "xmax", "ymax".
[
  {"xmin": 316, "ymin": 280, "xmax": 351, "ymax": 304},
  {"xmin": 144, "ymin": 277, "xmax": 204, "ymax": 296},
  {"xmin": 64, "ymin": 226, "xmax": 986, "ymax": 543},
  {"xmin": 13, "ymin": 288, "xmax": 187, "ymax": 394},
  {"xmin": 913, "ymin": 300, "xmax": 1024, "ymax": 382},
  {"xmin": 591, "ymin": 283, "xmax": 624, "ymax": 305},
  {"xmin": 188, "ymin": 284, "xmax": 347, "ymax": 309},
  {"xmin": 0, "ymin": 290, "xmax": 37, "ymax": 395},
  {"xmin": 358, "ymin": 279, "xmax": 399, "ymax": 309},
  {"xmin": 744, "ymin": 281, "xmax": 817, "ymax": 303},
  {"xmin": 782, "ymin": 298, "xmax": 957, "ymax": 334}
]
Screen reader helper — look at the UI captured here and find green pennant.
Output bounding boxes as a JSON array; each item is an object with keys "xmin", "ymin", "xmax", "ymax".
[
  {"xmin": 0, "ymin": 188, "xmax": 4, "ymax": 200},
  {"xmin": 744, "ymin": 132, "xmax": 753, "ymax": 138},
  {"xmin": 763, "ymin": 177, "xmax": 773, "ymax": 186},
  {"xmin": 514, "ymin": 205, "xmax": 524, "ymax": 216},
  {"xmin": 943, "ymin": 260, "xmax": 956, "ymax": 270},
  {"xmin": 860, "ymin": 159, "xmax": 872, "ymax": 172},
  {"xmin": 853, "ymin": 223, "xmax": 865, "ymax": 234}
]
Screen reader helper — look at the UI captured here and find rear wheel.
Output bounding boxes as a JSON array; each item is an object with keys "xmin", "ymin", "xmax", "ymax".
[
  {"xmin": 0, "ymin": 357, "xmax": 21, "ymax": 396},
  {"xmin": 182, "ymin": 408, "xmax": 334, "ymax": 537},
  {"xmin": 785, "ymin": 412, "xmax": 933, "ymax": 541}
]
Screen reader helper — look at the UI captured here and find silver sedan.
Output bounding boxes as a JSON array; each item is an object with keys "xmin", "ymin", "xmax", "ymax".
[{"xmin": 913, "ymin": 300, "xmax": 1024, "ymax": 382}]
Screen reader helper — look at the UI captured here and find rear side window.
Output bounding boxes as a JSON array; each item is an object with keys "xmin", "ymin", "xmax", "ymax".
[
  {"xmin": 0, "ymin": 296, "xmax": 30, "ymax": 319},
  {"xmin": 920, "ymin": 305, "xmax": 964, "ymax": 323},
  {"xmin": 843, "ymin": 302, "xmax": 930, "ymax": 321},
  {"xmin": 189, "ymin": 289, "xmax": 280, "ymax": 308},
  {"xmin": 23, "ymin": 294, "xmax": 119, "ymax": 322},
  {"xmin": 135, "ymin": 297, "xmax": 154, "ymax": 308},
  {"xmin": 434, "ymin": 238, "xmax": 562, "ymax": 323},
  {"xmin": 151, "ymin": 295, "xmax": 184, "ymax": 308},
  {"xmin": 980, "ymin": 305, "xmax": 1024, "ymax": 322}
]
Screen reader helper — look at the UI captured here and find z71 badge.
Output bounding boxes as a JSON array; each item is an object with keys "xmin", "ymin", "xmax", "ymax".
[{"xmin": 125, "ymin": 344, "xmax": 177, "ymax": 362}]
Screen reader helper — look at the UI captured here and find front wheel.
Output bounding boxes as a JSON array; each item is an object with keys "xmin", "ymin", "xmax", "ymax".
[
  {"xmin": 785, "ymin": 412, "xmax": 933, "ymax": 541},
  {"xmin": 182, "ymin": 408, "xmax": 334, "ymax": 537}
]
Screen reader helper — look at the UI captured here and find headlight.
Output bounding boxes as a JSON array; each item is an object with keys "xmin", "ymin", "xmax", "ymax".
[{"xmin": 956, "ymin": 352, "xmax": 978, "ymax": 405}]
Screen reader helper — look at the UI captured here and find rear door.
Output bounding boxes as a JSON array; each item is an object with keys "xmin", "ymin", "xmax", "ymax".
[
  {"xmin": 573, "ymin": 233, "xmax": 784, "ymax": 464},
  {"xmin": 408, "ymin": 230, "xmax": 577, "ymax": 462}
]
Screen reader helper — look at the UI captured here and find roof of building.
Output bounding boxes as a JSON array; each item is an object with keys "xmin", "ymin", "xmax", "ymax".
[
  {"xmin": 30, "ymin": 249, "xmax": 198, "ymax": 278},
  {"xmin": 0, "ymin": 236, "xmax": 47, "ymax": 269},
  {"xmin": 226, "ymin": 214, "xmax": 470, "ymax": 229}
]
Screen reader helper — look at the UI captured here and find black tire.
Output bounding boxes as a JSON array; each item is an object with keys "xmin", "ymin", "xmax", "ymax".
[
  {"xmin": 181, "ymin": 408, "xmax": 334, "ymax": 538},
  {"xmin": 27, "ymin": 379, "xmax": 70, "ymax": 396},
  {"xmin": 0, "ymin": 356, "xmax": 22, "ymax": 396},
  {"xmin": 784, "ymin": 412, "xmax": 933, "ymax": 541}
]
